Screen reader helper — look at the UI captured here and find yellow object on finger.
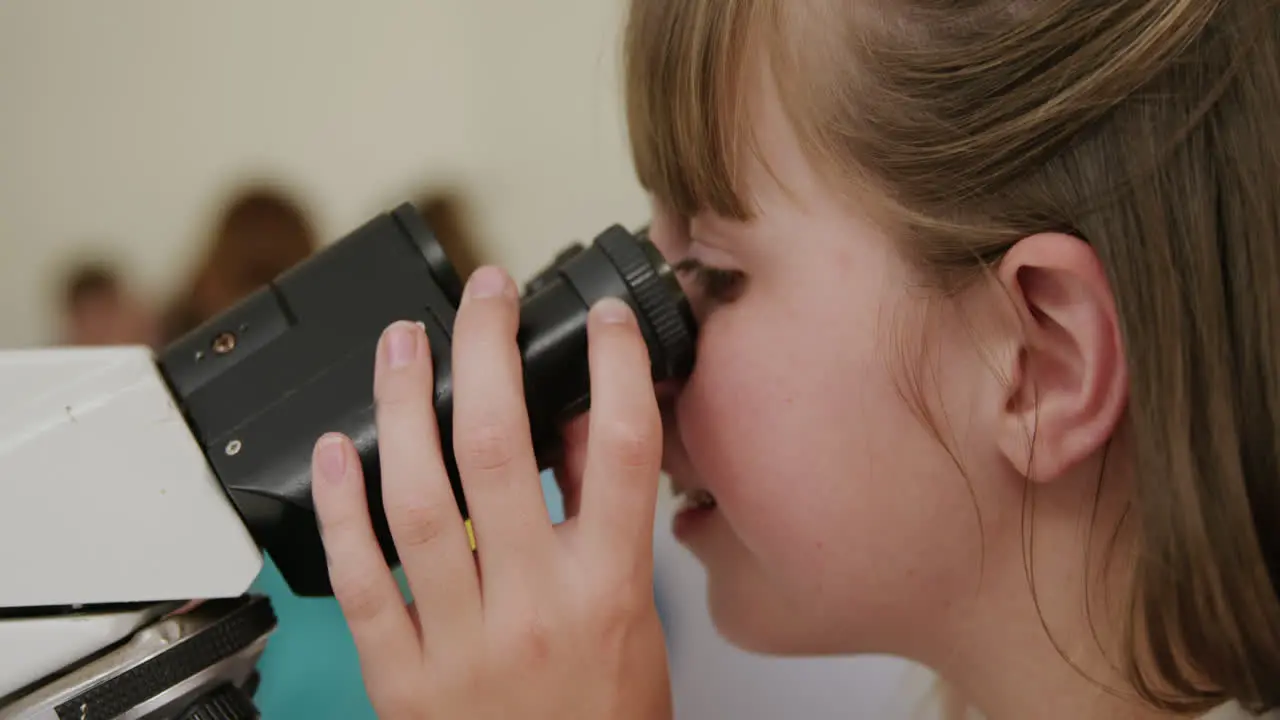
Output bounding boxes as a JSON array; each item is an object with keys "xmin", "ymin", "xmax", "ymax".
[{"xmin": 465, "ymin": 518, "xmax": 476, "ymax": 551}]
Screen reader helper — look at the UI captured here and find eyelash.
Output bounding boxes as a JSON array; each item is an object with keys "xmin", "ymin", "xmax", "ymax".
[{"xmin": 673, "ymin": 257, "xmax": 746, "ymax": 304}]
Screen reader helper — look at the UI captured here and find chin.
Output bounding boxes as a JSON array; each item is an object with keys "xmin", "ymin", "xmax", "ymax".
[{"xmin": 703, "ymin": 570, "xmax": 851, "ymax": 656}]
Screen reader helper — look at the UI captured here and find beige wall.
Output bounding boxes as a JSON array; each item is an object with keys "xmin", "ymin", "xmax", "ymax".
[{"xmin": 0, "ymin": 0, "xmax": 647, "ymax": 347}]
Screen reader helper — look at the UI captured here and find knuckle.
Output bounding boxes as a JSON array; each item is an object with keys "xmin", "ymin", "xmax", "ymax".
[
  {"xmin": 366, "ymin": 681, "xmax": 422, "ymax": 720},
  {"xmin": 457, "ymin": 419, "xmax": 517, "ymax": 473},
  {"xmin": 332, "ymin": 572, "xmax": 391, "ymax": 623},
  {"xmin": 430, "ymin": 653, "xmax": 486, "ymax": 696},
  {"xmin": 318, "ymin": 506, "xmax": 365, "ymax": 544},
  {"xmin": 373, "ymin": 384, "xmax": 414, "ymax": 412},
  {"xmin": 599, "ymin": 416, "xmax": 659, "ymax": 469},
  {"xmin": 375, "ymin": 380, "xmax": 421, "ymax": 409},
  {"xmin": 496, "ymin": 610, "xmax": 556, "ymax": 666},
  {"xmin": 587, "ymin": 587, "xmax": 646, "ymax": 639},
  {"xmin": 585, "ymin": 570, "xmax": 648, "ymax": 618},
  {"xmin": 388, "ymin": 501, "xmax": 446, "ymax": 548}
]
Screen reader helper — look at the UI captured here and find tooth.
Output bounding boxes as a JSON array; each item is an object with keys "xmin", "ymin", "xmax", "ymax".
[{"xmin": 685, "ymin": 489, "xmax": 716, "ymax": 510}]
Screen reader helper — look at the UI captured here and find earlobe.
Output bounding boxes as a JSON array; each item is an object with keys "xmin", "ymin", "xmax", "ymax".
[{"xmin": 994, "ymin": 233, "xmax": 1129, "ymax": 483}]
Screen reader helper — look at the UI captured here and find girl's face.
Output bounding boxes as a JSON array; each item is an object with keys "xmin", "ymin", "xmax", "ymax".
[{"xmin": 647, "ymin": 79, "xmax": 1016, "ymax": 658}]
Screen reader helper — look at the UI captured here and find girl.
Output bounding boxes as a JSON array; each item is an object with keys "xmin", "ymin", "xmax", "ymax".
[{"xmin": 308, "ymin": 1, "xmax": 1280, "ymax": 718}]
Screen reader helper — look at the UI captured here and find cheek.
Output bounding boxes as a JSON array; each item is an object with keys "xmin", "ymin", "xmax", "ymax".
[
  {"xmin": 674, "ymin": 263, "xmax": 987, "ymax": 612},
  {"xmin": 676, "ymin": 286, "xmax": 913, "ymax": 542}
]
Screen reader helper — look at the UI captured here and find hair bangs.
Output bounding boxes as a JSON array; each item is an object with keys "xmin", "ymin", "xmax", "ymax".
[{"xmin": 623, "ymin": 0, "xmax": 771, "ymax": 220}]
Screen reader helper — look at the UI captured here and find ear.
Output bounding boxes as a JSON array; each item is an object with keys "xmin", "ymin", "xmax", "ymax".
[{"xmin": 994, "ymin": 233, "xmax": 1128, "ymax": 483}]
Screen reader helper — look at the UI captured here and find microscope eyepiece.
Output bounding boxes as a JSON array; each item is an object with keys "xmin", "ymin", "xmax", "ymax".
[
  {"xmin": 158, "ymin": 202, "xmax": 697, "ymax": 597},
  {"xmin": 519, "ymin": 223, "xmax": 696, "ymax": 381}
]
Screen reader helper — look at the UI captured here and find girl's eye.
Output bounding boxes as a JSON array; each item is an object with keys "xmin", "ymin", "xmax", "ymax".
[{"xmin": 673, "ymin": 257, "xmax": 746, "ymax": 304}]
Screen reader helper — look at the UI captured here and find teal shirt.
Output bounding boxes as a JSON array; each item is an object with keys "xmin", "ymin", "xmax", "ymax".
[{"xmin": 249, "ymin": 473, "xmax": 565, "ymax": 719}]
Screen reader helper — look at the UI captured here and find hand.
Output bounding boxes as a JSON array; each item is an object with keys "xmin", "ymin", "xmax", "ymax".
[{"xmin": 310, "ymin": 266, "xmax": 673, "ymax": 720}]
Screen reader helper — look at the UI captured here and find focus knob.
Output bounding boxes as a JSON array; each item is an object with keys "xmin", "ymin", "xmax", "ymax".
[
  {"xmin": 177, "ymin": 683, "xmax": 259, "ymax": 720},
  {"xmin": 595, "ymin": 226, "xmax": 697, "ymax": 380}
]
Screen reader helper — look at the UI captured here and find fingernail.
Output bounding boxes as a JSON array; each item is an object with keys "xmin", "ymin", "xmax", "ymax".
[
  {"xmin": 383, "ymin": 322, "xmax": 419, "ymax": 369},
  {"xmin": 592, "ymin": 297, "xmax": 635, "ymax": 325},
  {"xmin": 466, "ymin": 266, "xmax": 509, "ymax": 300},
  {"xmin": 316, "ymin": 434, "xmax": 347, "ymax": 480}
]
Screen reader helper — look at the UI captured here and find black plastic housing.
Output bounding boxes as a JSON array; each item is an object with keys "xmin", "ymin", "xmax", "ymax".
[{"xmin": 158, "ymin": 203, "xmax": 696, "ymax": 597}]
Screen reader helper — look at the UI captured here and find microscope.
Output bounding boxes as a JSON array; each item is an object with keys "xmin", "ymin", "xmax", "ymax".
[{"xmin": 0, "ymin": 203, "xmax": 697, "ymax": 719}]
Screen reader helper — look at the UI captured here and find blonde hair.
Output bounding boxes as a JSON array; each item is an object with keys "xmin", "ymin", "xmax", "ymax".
[{"xmin": 623, "ymin": 0, "xmax": 1280, "ymax": 714}]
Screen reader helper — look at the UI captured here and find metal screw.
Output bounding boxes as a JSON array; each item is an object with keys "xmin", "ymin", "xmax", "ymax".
[
  {"xmin": 225, "ymin": 439, "xmax": 242, "ymax": 456},
  {"xmin": 212, "ymin": 331, "xmax": 237, "ymax": 355}
]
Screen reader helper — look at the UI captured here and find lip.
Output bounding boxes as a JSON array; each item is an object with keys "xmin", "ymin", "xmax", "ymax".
[
  {"xmin": 672, "ymin": 502, "xmax": 716, "ymax": 540},
  {"xmin": 671, "ymin": 486, "xmax": 717, "ymax": 540}
]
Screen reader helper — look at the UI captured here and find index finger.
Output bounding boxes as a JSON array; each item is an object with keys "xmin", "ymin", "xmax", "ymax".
[{"xmin": 578, "ymin": 298, "xmax": 663, "ymax": 566}]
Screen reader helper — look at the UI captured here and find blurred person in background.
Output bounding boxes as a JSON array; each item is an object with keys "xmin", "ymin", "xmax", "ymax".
[
  {"xmin": 56, "ymin": 259, "xmax": 158, "ymax": 348},
  {"xmin": 162, "ymin": 184, "xmax": 317, "ymax": 342},
  {"xmin": 414, "ymin": 187, "xmax": 488, "ymax": 281}
]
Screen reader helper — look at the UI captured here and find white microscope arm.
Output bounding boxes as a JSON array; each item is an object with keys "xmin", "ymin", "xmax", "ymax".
[{"xmin": 0, "ymin": 345, "xmax": 263, "ymax": 703}]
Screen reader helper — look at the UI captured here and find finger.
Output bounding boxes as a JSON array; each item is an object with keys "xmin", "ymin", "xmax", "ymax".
[
  {"xmin": 373, "ymin": 320, "xmax": 481, "ymax": 642},
  {"xmin": 312, "ymin": 432, "xmax": 420, "ymax": 671},
  {"xmin": 579, "ymin": 298, "xmax": 664, "ymax": 567},
  {"xmin": 451, "ymin": 267, "xmax": 556, "ymax": 579},
  {"xmin": 553, "ymin": 414, "xmax": 591, "ymax": 519}
]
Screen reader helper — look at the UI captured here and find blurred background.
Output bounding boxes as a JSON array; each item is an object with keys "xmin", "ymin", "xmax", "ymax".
[{"xmin": 0, "ymin": 1, "xmax": 929, "ymax": 717}]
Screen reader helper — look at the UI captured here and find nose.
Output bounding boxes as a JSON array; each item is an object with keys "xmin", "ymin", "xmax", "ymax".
[{"xmin": 656, "ymin": 379, "xmax": 685, "ymax": 448}]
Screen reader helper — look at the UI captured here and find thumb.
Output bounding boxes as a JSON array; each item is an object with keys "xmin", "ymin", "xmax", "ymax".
[{"xmin": 553, "ymin": 413, "xmax": 591, "ymax": 518}]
